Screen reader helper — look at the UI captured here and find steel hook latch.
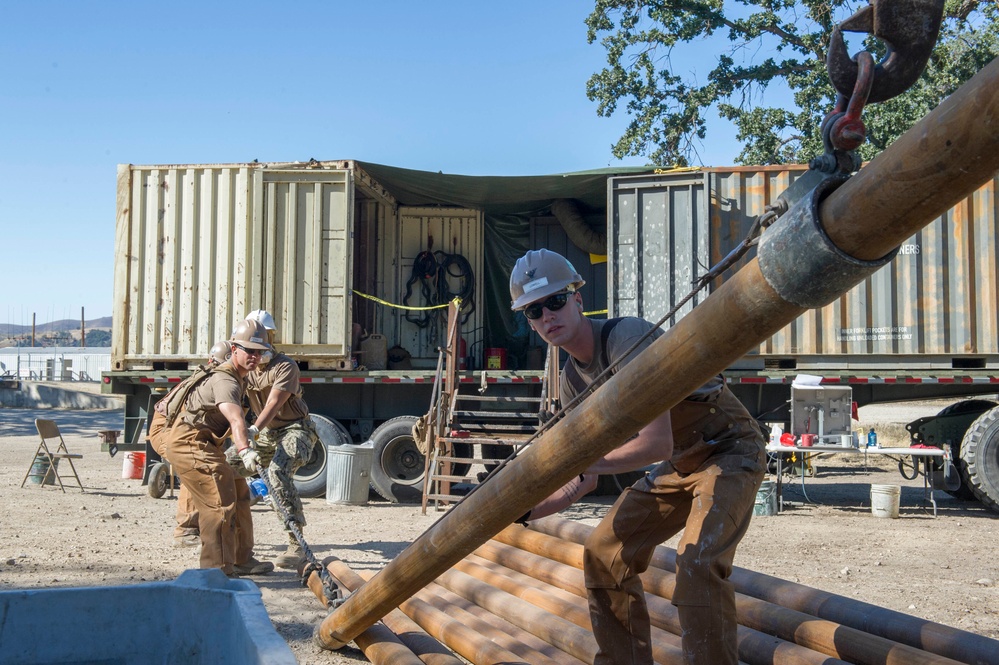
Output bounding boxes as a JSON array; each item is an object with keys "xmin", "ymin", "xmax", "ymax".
[{"xmin": 826, "ymin": 0, "xmax": 945, "ymax": 104}]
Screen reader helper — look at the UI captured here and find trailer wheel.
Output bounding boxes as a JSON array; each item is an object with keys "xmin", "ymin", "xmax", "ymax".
[
  {"xmin": 293, "ymin": 414, "xmax": 352, "ymax": 499},
  {"xmin": 960, "ymin": 407, "xmax": 999, "ymax": 514},
  {"xmin": 369, "ymin": 416, "xmax": 472, "ymax": 503},
  {"xmin": 147, "ymin": 462, "xmax": 176, "ymax": 499},
  {"xmin": 936, "ymin": 400, "xmax": 997, "ymax": 500}
]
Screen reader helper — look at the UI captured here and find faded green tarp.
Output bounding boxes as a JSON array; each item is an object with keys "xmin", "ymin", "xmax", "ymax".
[{"xmin": 355, "ymin": 161, "xmax": 655, "ymax": 369}]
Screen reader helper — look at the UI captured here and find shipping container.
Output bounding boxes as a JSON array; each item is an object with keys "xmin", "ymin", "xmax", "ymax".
[
  {"xmin": 104, "ymin": 159, "xmax": 999, "ymax": 511},
  {"xmin": 105, "ymin": 159, "xmax": 644, "ymax": 502}
]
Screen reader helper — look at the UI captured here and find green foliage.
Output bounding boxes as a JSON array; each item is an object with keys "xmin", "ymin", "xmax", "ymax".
[
  {"xmin": 85, "ymin": 330, "xmax": 112, "ymax": 347},
  {"xmin": 586, "ymin": 0, "xmax": 999, "ymax": 166}
]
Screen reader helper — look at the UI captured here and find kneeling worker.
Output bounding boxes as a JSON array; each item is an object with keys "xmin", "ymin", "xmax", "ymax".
[
  {"xmin": 244, "ymin": 309, "xmax": 319, "ymax": 569},
  {"xmin": 509, "ymin": 249, "xmax": 765, "ymax": 665}
]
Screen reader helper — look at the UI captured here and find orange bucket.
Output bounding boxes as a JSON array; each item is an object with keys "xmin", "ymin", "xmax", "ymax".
[{"xmin": 122, "ymin": 452, "xmax": 146, "ymax": 480}]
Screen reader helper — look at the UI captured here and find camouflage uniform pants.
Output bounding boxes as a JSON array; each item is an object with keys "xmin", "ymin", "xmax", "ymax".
[{"xmin": 255, "ymin": 419, "xmax": 318, "ymax": 532}]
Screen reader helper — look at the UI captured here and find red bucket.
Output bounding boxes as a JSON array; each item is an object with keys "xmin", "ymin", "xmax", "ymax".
[{"xmin": 122, "ymin": 452, "xmax": 146, "ymax": 480}]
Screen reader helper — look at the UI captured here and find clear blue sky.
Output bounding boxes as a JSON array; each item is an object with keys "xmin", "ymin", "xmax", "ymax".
[{"xmin": 0, "ymin": 1, "xmax": 741, "ymax": 325}]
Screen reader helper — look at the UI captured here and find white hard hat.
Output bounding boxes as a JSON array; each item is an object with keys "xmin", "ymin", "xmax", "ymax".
[
  {"xmin": 510, "ymin": 249, "xmax": 585, "ymax": 310},
  {"xmin": 246, "ymin": 309, "xmax": 277, "ymax": 331}
]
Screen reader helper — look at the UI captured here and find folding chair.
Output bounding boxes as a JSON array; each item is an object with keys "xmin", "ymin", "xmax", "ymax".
[{"xmin": 21, "ymin": 418, "xmax": 84, "ymax": 492}]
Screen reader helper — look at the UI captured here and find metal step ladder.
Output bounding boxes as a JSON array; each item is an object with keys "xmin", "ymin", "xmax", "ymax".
[
  {"xmin": 421, "ymin": 301, "xmax": 559, "ymax": 513},
  {"xmin": 424, "ymin": 393, "xmax": 543, "ymax": 510}
]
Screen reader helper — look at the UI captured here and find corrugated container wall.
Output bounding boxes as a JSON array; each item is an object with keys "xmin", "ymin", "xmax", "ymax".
[
  {"xmin": 112, "ymin": 165, "xmax": 353, "ymax": 370},
  {"xmin": 609, "ymin": 166, "xmax": 999, "ymax": 368},
  {"xmin": 376, "ymin": 207, "xmax": 483, "ymax": 368}
]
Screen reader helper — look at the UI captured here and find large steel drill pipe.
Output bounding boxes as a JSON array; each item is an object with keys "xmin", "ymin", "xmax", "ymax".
[
  {"xmin": 531, "ymin": 517, "xmax": 999, "ymax": 665},
  {"xmin": 454, "ymin": 555, "xmax": 692, "ymax": 665},
  {"xmin": 317, "ymin": 57, "xmax": 999, "ymax": 650},
  {"xmin": 503, "ymin": 523, "xmax": 971, "ymax": 665},
  {"xmin": 355, "ymin": 569, "xmax": 569, "ymax": 665},
  {"xmin": 304, "ymin": 558, "xmax": 455, "ymax": 665},
  {"xmin": 424, "ymin": 580, "xmax": 585, "ymax": 665},
  {"xmin": 476, "ymin": 537, "xmax": 849, "ymax": 665},
  {"xmin": 433, "ymin": 567, "xmax": 599, "ymax": 663}
]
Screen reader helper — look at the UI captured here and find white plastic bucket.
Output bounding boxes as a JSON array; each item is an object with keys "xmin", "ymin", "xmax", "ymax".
[
  {"xmin": 326, "ymin": 443, "xmax": 373, "ymax": 505},
  {"xmin": 122, "ymin": 452, "xmax": 145, "ymax": 480},
  {"xmin": 753, "ymin": 480, "xmax": 777, "ymax": 516},
  {"xmin": 870, "ymin": 484, "xmax": 901, "ymax": 518}
]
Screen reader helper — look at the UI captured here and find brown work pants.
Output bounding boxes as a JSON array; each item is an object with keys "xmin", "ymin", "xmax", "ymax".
[
  {"xmin": 584, "ymin": 437, "xmax": 764, "ymax": 665},
  {"xmin": 149, "ymin": 411, "xmax": 199, "ymax": 538},
  {"xmin": 161, "ymin": 418, "xmax": 254, "ymax": 574}
]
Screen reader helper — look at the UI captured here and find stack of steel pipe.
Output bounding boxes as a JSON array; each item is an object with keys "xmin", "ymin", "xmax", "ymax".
[{"xmin": 305, "ymin": 516, "xmax": 999, "ymax": 665}]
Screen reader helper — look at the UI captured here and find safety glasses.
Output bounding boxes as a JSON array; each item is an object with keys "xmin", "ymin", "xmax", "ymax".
[
  {"xmin": 233, "ymin": 344, "xmax": 263, "ymax": 357},
  {"xmin": 523, "ymin": 292, "xmax": 572, "ymax": 320}
]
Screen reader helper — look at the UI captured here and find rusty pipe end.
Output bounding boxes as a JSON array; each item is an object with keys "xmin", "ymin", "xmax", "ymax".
[{"xmin": 313, "ymin": 622, "xmax": 350, "ymax": 651}]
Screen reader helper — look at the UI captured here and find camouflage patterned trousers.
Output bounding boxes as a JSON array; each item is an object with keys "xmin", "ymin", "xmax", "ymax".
[{"xmin": 255, "ymin": 419, "xmax": 318, "ymax": 531}]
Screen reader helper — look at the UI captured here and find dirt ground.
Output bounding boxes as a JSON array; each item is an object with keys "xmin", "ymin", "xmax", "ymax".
[{"xmin": 1, "ymin": 402, "xmax": 997, "ymax": 664}]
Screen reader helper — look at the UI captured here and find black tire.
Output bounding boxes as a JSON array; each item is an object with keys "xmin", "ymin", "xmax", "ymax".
[
  {"xmin": 368, "ymin": 417, "xmax": 475, "ymax": 503},
  {"xmin": 960, "ymin": 406, "xmax": 999, "ymax": 514},
  {"xmin": 293, "ymin": 414, "xmax": 351, "ymax": 499},
  {"xmin": 369, "ymin": 416, "xmax": 425, "ymax": 503},
  {"xmin": 936, "ymin": 400, "xmax": 997, "ymax": 500},
  {"xmin": 147, "ymin": 461, "xmax": 174, "ymax": 499}
]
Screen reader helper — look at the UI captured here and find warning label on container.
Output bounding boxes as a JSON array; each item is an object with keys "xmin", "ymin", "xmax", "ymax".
[{"xmin": 838, "ymin": 327, "xmax": 912, "ymax": 342}]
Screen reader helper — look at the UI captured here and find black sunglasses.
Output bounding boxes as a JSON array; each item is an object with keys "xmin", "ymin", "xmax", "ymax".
[
  {"xmin": 233, "ymin": 344, "xmax": 263, "ymax": 357},
  {"xmin": 524, "ymin": 292, "xmax": 572, "ymax": 320}
]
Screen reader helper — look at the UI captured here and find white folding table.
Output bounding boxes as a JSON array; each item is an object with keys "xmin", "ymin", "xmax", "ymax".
[{"xmin": 765, "ymin": 444, "xmax": 949, "ymax": 516}]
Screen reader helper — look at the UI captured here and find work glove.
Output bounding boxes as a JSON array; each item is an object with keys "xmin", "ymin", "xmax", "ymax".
[
  {"xmin": 247, "ymin": 424, "xmax": 260, "ymax": 443},
  {"xmin": 238, "ymin": 447, "xmax": 260, "ymax": 473}
]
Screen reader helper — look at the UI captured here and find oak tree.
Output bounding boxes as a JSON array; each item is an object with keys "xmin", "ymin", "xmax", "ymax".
[{"xmin": 586, "ymin": 0, "xmax": 998, "ymax": 166}]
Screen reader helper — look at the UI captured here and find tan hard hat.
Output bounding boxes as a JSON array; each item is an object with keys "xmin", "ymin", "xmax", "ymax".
[
  {"xmin": 208, "ymin": 340, "xmax": 231, "ymax": 365},
  {"xmin": 230, "ymin": 319, "xmax": 271, "ymax": 350},
  {"xmin": 510, "ymin": 249, "xmax": 585, "ymax": 310}
]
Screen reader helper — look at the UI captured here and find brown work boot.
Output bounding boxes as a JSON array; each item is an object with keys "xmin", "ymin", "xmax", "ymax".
[
  {"xmin": 173, "ymin": 534, "xmax": 200, "ymax": 548},
  {"xmin": 275, "ymin": 543, "xmax": 305, "ymax": 570},
  {"xmin": 232, "ymin": 556, "xmax": 274, "ymax": 576}
]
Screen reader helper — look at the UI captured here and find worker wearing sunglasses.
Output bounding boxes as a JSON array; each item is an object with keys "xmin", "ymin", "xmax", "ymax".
[{"xmin": 509, "ymin": 248, "xmax": 765, "ymax": 665}]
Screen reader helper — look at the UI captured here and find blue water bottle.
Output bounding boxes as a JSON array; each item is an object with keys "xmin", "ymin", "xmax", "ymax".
[{"xmin": 867, "ymin": 428, "xmax": 878, "ymax": 449}]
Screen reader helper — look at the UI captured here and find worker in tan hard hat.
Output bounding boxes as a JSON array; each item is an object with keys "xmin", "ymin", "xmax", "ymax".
[
  {"xmin": 243, "ymin": 309, "xmax": 319, "ymax": 569},
  {"xmin": 509, "ymin": 248, "xmax": 765, "ymax": 665},
  {"xmin": 158, "ymin": 319, "xmax": 275, "ymax": 577},
  {"xmin": 148, "ymin": 340, "xmax": 233, "ymax": 548}
]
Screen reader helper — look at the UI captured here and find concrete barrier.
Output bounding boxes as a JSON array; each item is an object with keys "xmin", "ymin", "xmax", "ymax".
[{"xmin": 0, "ymin": 381, "xmax": 123, "ymax": 409}]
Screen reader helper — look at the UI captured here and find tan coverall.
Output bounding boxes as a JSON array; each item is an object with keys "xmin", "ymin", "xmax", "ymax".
[
  {"xmin": 160, "ymin": 368, "xmax": 255, "ymax": 574},
  {"xmin": 583, "ymin": 388, "xmax": 765, "ymax": 664},
  {"xmin": 148, "ymin": 410, "xmax": 199, "ymax": 539}
]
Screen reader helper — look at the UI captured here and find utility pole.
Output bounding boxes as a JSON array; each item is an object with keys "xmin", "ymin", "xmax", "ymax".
[
  {"xmin": 31, "ymin": 312, "xmax": 35, "ymax": 347},
  {"xmin": 81, "ymin": 307, "xmax": 86, "ymax": 348}
]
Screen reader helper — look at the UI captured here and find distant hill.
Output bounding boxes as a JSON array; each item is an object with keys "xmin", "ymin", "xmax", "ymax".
[
  {"xmin": 0, "ymin": 316, "xmax": 112, "ymax": 336},
  {"xmin": 0, "ymin": 317, "xmax": 113, "ymax": 348}
]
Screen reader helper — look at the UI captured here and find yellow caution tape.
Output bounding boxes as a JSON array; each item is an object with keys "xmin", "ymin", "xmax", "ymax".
[{"xmin": 352, "ymin": 290, "xmax": 459, "ymax": 311}]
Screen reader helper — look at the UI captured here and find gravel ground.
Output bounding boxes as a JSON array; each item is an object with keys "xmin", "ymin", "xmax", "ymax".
[{"xmin": 2, "ymin": 399, "xmax": 997, "ymax": 664}]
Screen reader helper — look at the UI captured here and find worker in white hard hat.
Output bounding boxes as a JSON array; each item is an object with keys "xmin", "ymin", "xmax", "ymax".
[
  {"xmin": 158, "ymin": 319, "xmax": 275, "ymax": 577},
  {"xmin": 244, "ymin": 309, "xmax": 319, "ymax": 569},
  {"xmin": 509, "ymin": 248, "xmax": 766, "ymax": 665}
]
